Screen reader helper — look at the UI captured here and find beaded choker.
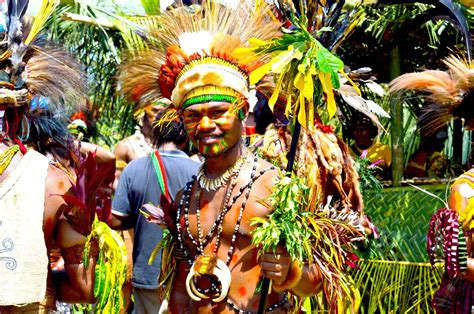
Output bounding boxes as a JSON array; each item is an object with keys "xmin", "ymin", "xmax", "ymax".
[{"xmin": 196, "ymin": 151, "xmax": 249, "ymax": 191}]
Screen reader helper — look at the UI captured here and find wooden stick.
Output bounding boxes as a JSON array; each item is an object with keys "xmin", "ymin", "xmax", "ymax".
[{"xmin": 257, "ymin": 121, "xmax": 301, "ymax": 314}]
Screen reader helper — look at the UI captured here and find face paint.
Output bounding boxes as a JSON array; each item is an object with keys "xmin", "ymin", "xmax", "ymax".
[
  {"xmin": 144, "ymin": 103, "xmax": 166, "ymax": 124},
  {"xmin": 182, "ymin": 102, "xmax": 242, "ymax": 157}
]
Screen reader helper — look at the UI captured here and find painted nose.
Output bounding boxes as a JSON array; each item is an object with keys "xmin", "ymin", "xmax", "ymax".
[{"xmin": 197, "ymin": 116, "xmax": 215, "ymax": 131}]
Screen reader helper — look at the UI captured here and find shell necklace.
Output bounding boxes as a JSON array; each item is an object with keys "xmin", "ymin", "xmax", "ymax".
[{"xmin": 196, "ymin": 150, "xmax": 248, "ymax": 191}]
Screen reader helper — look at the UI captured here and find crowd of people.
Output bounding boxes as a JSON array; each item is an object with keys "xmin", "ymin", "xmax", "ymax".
[{"xmin": 1, "ymin": 0, "xmax": 473, "ymax": 313}]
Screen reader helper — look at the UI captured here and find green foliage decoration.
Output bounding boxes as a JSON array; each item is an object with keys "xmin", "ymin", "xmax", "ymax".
[{"xmin": 251, "ymin": 171, "xmax": 365, "ymax": 311}]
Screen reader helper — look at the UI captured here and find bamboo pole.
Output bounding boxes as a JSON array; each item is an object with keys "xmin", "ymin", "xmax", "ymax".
[{"xmin": 390, "ymin": 45, "xmax": 403, "ymax": 187}]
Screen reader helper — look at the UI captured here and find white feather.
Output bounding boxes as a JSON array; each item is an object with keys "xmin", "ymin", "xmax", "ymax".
[
  {"xmin": 364, "ymin": 80, "xmax": 386, "ymax": 97},
  {"xmin": 366, "ymin": 100, "xmax": 390, "ymax": 118},
  {"xmin": 178, "ymin": 31, "xmax": 213, "ymax": 56}
]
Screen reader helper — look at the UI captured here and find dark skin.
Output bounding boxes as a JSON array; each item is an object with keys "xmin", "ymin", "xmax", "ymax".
[
  {"xmin": 0, "ymin": 141, "xmax": 96, "ymax": 307},
  {"xmin": 169, "ymin": 101, "xmax": 321, "ymax": 313}
]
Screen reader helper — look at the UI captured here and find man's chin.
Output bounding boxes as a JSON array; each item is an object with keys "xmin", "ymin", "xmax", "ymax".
[
  {"xmin": 201, "ymin": 148, "xmax": 229, "ymax": 158},
  {"xmin": 199, "ymin": 142, "xmax": 239, "ymax": 159}
]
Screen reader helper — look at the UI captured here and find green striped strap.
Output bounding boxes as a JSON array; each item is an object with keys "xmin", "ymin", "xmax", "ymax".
[{"xmin": 151, "ymin": 150, "xmax": 171, "ymax": 202}]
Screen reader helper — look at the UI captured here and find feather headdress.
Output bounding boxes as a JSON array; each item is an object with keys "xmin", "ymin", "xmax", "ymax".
[
  {"xmin": 0, "ymin": 0, "xmax": 86, "ymax": 114},
  {"xmin": 389, "ymin": 54, "xmax": 474, "ymax": 133},
  {"xmin": 119, "ymin": 1, "xmax": 281, "ymax": 119}
]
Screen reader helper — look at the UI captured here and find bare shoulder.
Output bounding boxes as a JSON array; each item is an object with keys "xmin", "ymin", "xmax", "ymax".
[
  {"xmin": 45, "ymin": 165, "xmax": 72, "ymax": 207},
  {"xmin": 247, "ymin": 157, "xmax": 281, "ymax": 218},
  {"xmin": 255, "ymin": 157, "xmax": 281, "ymax": 192},
  {"xmin": 114, "ymin": 138, "xmax": 132, "ymax": 161},
  {"xmin": 44, "ymin": 165, "xmax": 73, "ymax": 245}
]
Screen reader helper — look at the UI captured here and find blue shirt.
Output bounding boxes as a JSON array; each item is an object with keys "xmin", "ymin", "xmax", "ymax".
[{"xmin": 112, "ymin": 150, "xmax": 199, "ymax": 289}]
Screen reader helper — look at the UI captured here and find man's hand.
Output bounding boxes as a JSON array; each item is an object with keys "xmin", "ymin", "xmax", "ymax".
[{"xmin": 259, "ymin": 246, "xmax": 291, "ymax": 286}]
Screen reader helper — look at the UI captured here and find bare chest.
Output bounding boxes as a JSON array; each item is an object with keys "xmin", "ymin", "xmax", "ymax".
[{"xmin": 180, "ymin": 183, "xmax": 255, "ymax": 261}]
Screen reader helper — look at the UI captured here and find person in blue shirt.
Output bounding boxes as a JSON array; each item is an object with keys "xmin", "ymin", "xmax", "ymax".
[{"xmin": 111, "ymin": 114, "xmax": 199, "ymax": 313}]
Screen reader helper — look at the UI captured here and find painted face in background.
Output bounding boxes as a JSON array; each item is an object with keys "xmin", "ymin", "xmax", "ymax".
[
  {"xmin": 182, "ymin": 101, "xmax": 243, "ymax": 158},
  {"xmin": 144, "ymin": 103, "xmax": 166, "ymax": 124}
]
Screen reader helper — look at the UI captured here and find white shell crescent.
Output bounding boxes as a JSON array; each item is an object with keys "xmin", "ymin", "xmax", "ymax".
[{"xmin": 185, "ymin": 269, "xmax": 202, "ymax": 301}]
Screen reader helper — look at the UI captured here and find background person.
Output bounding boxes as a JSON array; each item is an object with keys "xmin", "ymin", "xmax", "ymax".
[
  {"xmin": 111, "ymin": 114, "xmax": 199, "ymax": 314},
  {"xmin": 348, "ymin": 115, "xmax": 391, "ymax": 179}
]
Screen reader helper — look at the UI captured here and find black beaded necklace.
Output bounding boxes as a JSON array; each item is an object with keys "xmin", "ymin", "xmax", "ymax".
[
  {"xmin": 176, "ymin": 155, "xmax": 277, "ymax": 306},
  {"xmin": 179, "ymin": 157, "xmax": 277, "ymax": 266}
]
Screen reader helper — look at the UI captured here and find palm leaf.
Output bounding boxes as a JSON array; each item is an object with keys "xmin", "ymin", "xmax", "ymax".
[
  {"xmin": 372, "ymin": 0, "xmax": 471, "ymax": 57},
  {"xmin": 140, "ymin": 0, "xmax": 160, "ymax": 15},
  {"xmin": 351, "ymin": 260, "xmax": 443, "ymax": 313}
]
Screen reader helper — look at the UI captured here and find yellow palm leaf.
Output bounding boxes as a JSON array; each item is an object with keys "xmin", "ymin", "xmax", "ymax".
[
  {"xmin": 319, "ymin": 72, "xmax": 337, "ymax": 118},
  {"xmin": 298, "ymin": 91, "xmax": 307, "ymax": 127}
]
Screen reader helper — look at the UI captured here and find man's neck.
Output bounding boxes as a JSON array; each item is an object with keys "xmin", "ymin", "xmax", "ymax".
[
  {"xmin": 203, "ymin": 141, "xmax": 244, "ymax": 178},
  {"xmin": 140, "ymin": 125, "xmax": 154, "ymax": 143},
  {"xmin": 355, "ymin": 141, "xmax": 373, "ymax": 151},
  {"xmin": 159, "ymin": 142, "xmax": 179, "ymax": 151}
]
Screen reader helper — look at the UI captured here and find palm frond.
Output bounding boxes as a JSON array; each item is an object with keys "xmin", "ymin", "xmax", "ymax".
[{"xmin": 352, "ymin": 260, "xmax": 443, "ymax": 313}]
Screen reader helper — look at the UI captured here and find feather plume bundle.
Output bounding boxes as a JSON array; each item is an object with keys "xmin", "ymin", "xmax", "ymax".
[
  {"xmin": 0, "ymin": 0, "xmax": 85, "ymax": 114},
  {"xmin": 119, "ymin": 1, "xmax": 280, "ymax": 108},
  {"xmin": 389, "ymin": 54, "xmax": 474, "ymax": 133},
  {"xmin": 25, "ymin": 45, "xmax": 86, "ymax": 113}
]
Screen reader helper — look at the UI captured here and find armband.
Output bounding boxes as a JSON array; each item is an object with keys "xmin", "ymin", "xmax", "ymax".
[{"xmin": 61, "ymin": 239, "xmax": 99, "ymax": 265}]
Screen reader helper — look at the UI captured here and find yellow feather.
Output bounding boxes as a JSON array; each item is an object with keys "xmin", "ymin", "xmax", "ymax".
[{"xmin": 25, "ymin": 0, "xmax": 59, "ymax": 45}]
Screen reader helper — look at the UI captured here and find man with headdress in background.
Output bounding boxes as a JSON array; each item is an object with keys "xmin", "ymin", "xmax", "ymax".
[
  {"xmin": 0, "ymin": 1, "xmax": 126, "ymax": 312},
  {"xmin": 0, "ymin": 0, "xmax": 98, "ymax": 311},
  {"xmin": 348, "ymin": 113, "xmax": 391, "ymax": 179},
  {"xmin": 111, "ymin": 111, "xmax": 199, "ymax": 313},
  {"xmin": 391, "ymin": 54, "xmax": 474, "ymax": 313},
  {"xmin": 113, "ymin": 96, "xmax": 171, "ymax": 312},
  {"xmin": 114, "ymin": 97, "xmax": 170, "ymax": 179}
]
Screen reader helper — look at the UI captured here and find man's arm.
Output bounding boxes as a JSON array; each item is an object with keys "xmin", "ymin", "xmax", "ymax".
[
  {"xmin": 255, "ymin": 166, "xmax": 322, "ymax": 296},
  {"xmin": 110, "ymin": 211, "xmax": 135, "ymax": 230},
  {"xmin": 260, "ymin": 248, "xmax": 322, "ymax": 297},
  {"xmin": 113, "ymin": 140, "xmax": 131, "ymax": 190},
  {"xmin": 114, "ymin": 140, "xmax": 131, "ymax": 166},
  {"xmin": 77, "ymin": 140, "xmax": 116, "ymax": 164}
]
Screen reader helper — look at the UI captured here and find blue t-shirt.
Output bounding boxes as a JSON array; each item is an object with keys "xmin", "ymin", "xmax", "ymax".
[{"xmin": 112, "ymin": 150, "xmax": 199, "ymax": 289}]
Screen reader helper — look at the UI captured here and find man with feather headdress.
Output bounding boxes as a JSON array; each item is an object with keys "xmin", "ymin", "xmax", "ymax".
[
  {"xmin": 118, "ymin": 2, "xmax": 331, "ymax": 312},
  {"xmin": 0, "ymin": 0, "xmax": 125, "ymax": 312},
  {"xmin": 390, "ymin": 54, "xmax": 474, "ymax": 313},
  {"xmin": 117, "ymin": 0, "xmax": 381, "ymax": 311}
]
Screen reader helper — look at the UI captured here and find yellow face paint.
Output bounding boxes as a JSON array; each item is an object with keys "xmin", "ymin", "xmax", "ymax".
[{"xmin": 182, "ymin": 102, "xmax": 241, "ymax": 157}]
